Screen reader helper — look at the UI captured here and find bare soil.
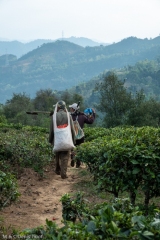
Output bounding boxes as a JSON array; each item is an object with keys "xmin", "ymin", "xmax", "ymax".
[{"xmin": 1, "ymin": 162, "xmax": 84, "ymax": 232}]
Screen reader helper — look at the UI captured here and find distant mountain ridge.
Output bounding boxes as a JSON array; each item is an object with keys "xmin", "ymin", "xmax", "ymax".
[
  {"xmin": 0, "ymin": 37, "xmax": 109, "ymax": 58},
  {"xmin": 0, "ymin": 36, "xmax": 160, "ymax": 104},
  {"xmin": 0, "ymin": 39, "xmax": 52, "ymax": 58},
  {"xmin": 58, "ymin": 36, "xmax": 109, "ymax": 47}
]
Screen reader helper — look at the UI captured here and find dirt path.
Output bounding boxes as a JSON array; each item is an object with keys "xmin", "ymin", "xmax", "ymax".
[{"xmin": 1, "ymin": 164, "xmax": 82, "ymax": 231}]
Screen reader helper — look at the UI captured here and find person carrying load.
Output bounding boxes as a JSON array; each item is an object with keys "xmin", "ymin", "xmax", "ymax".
[
  {"xmin": 49, "ymin": 100, "xmax": 75, "ymax": 179},
  {"xmin": 69, "ymin": 102, "xmax": 95, "ymax": 168}
]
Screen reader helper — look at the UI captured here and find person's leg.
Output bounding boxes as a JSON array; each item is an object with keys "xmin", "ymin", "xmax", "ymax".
[
  {"xmin": 75, "ymin": 137, "xmax": 84, "ymax": 168},
  {"xmin": 59, "ymin": 151, "xmax": 69, "ymax": 179},
  {"xmin": 55, "ymin": 152, "xmax": 60, "ymax": 175},
  {"xmin": 70, "ymin": 150, "xmax": 76, "ymax": 167}
]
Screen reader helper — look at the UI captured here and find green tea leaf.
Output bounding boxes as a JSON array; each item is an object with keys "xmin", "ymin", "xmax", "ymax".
[{"xmin": 132, "ymin": 168, "xmax": 140, "ymax": 174}]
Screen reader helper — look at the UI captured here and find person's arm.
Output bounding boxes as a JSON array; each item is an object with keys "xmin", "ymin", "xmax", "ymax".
[
  {"xmin": 49, "ymin": 117, "xmax": 54, "ymax": 144},
  {"xmin": 84, "ymin": 110, "xmax": 96, "ymax": 124}
]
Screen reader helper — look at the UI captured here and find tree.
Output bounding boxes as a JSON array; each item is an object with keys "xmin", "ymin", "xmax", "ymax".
[
  {"xmin": 33, "ymin": 89, "xmax": 58, "ymax": 111},
  {"xmin": 3, "ymin": 93, "xmax": 32, "ymax": 124},
  {"xmin": 60, "ymin": 90, "xmax": 84, "ymax": 110},
  {"xmin": 0, "ymin": 104, "xmax": 7, "ymax": 123},
  {"xmin": 96, "ymin": 73, "xmax": 133, "ymax": 127},
  {"xmin": 70, "ymin": 93, "xmax": 84, "ymax": 109},
  {"xmin": 60, "ymin": 90, "xmax": 72, "ymax": 106},
  {"xmin": 127, "ymin": 91, "xmax": 160, "ymax": 127}
]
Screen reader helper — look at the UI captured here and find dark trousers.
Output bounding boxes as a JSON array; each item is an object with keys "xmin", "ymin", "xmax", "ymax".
[
  {"xmin": 76, "ymin": 137, "xmax": 85, "ymax": 146},
  {"xmin": 71, "ymin": 137, "xmax": 84, "ymax": 167}
]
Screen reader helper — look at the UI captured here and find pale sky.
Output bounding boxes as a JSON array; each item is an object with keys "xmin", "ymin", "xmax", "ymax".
[{"xmin": 0, "ymin": 0, "xmax": 160, "ymax": 43}]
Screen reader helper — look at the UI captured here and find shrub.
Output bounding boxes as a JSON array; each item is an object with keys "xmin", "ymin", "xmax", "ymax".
[
  {"xmin": 0, "ymin": 170, "xmax": 20, "ymax": 209},
  {"xmin": 76, "ymin": 127, "xmax": 160, "ymax": 206},
  {"xmin": 17, "ymin": 196, "xmax": 160, "ymax": 240},
  {"xmin": 0, "ymin": 124, "xmax": 53, "ymax": 177}
]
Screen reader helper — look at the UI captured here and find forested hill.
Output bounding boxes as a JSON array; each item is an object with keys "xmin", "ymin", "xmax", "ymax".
[
  {"xmin": 0, "ymin": 36, "xmax": 160, "ymax": 104},
  {"xmin": 0, "ymin": 39, "xmax": 53, "ymax": 58},
  {"xmin": 0, "ymin": 37, "xmax": 106, "ymax": 58},
  {"xmin": 70, "ymin": 59, "xmax": 160, "ymax": 108},
  {"xmin": 18, "ymin": 40, "xmax": 84, "ymax": 62}
]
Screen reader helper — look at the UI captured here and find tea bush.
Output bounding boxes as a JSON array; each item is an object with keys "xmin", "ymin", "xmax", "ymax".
[
  {"xmin": 17, "ymin": 195, "xmax": 160, "ymax": 240},
  {"xmin": 0, "ymin": 124, "xmax": 53, "ymax": 177},
  {"xmin": 0, "ymin": 170, "xmax": 20, "ymax": 209},
  {"xmin": 77, "ymin": 127, "xmax": 160, "ymax": 206}
]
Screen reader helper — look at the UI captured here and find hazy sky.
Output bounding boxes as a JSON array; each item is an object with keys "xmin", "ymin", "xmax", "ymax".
[{"xmin": 0, "ymin": 0, "xmax": 160, "ymax": 43}]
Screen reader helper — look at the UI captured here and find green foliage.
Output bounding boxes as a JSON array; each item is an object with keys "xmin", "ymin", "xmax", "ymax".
[
  {"xmin": 95, "ymin": 73, "xmax": 133, "ymax": 127},
  {"xmin": 0, "ymin": 104, "xmax": 7, "ymax": 124},
  {"xmin": 1, "ymin": 89, "xmax": 86, "ymax": 128},
  {"xmin": 17, "ymin": 197, "xmax": 160, "ymax": 239},
  {"xmin": 0, "ymin": 170, "xmax": 20, "ymax": 209},
  {"xmin": 0, "ymin": 121, "xmax": 160, "ymax": 238},
  {"xmin": 0, "ymin": 124, "xmax": 52, "ymax": 177},
  {"xmin": 2, "ymin": 92, "xmax": 53, "ymax": 128},
  {"xmin": 84, "ymin": 127, "xmax": 110, "ymax": 142},
  {"xmin": 3, "ymin": 93, "xmax": 32, "ymax": 125},
  {"xmin": 95, "ymin": 72, "xmax": 160, "ymax": 127},
  {"xmin": 2, "ymin": 64, "xmax": 160, "ymax": 128},
  {"xmin": 59, "ymin": 90, "xmax": 85, "ymax": 109},
  {"xmin": 77, "ymin": 126, "xmax": 160, "ymax": 206},
  {"xmin": 127, "ymin": 91, "xmax": 160, "ymax": 127},
  {"xmin": 33, "ymin": 89, "xmax": 58, "ymax": 111},
  {"xmin": 0, "ymin": 115, "xmax": 7, "ymax": 124},
  {"xmin": 60, "ymin": 192, "xmax": 89, "ymax": 223}
]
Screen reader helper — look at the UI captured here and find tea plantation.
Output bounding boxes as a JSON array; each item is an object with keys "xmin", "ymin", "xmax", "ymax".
[{"xmin": 0, "ymin": 124, "xmax": 160, "ymax": 239}]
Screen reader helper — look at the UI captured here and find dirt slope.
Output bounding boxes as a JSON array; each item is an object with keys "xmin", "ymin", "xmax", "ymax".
[{"xmin": 1, "ymin": 164, "xmax": 82, "ymax": 231}]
